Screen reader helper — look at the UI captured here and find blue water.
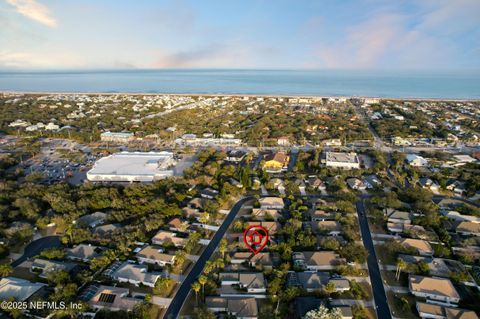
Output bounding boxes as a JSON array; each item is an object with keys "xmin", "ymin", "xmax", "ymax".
[{"xmin": 0, "ymin": 69, "xmax": 479, "ymax": 99}]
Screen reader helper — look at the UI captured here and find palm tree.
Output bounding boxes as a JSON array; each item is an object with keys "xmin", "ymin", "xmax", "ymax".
[
  {"xmin": 203, "ymin": 260, "xmax": 213, "ymax": 275},
  {"xmin": 198, "ymin": 275, "xmax": 207, "ymax": 300},
  {"xmin": 396, "ymin": 258, "xmax": 407, "ymax": 281},
  {"xmin": 219, "ymin": 239, "xmax": 228, "ymax": 259},
  {"xmin": 192, "ymin": 281, "xmax": 201, "ymax": 306},
  {"xmin": 0, "ymin": 264, "xmax": 13, "ymax": 277}
]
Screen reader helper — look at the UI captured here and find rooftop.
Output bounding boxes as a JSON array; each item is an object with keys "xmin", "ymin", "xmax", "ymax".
[{"xmin": 87, "ymin": 151, "xmax": 176, "ymax": 182}]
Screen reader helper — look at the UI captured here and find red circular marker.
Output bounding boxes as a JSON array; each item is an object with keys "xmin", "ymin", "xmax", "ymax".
[{"xmin": 243, "ymin": 225, "xmax": 269, "ymax": 255}]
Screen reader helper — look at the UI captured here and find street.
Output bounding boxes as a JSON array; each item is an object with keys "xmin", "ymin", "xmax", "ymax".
[
  {"xmin": 163, "ymin": 196, "xmax": 253, "ymax": 319},
  {"xmin": 356, "ymin": 199, "xmax": 392, "ymax": 319},
  {"xmin": 11, "ymin": 236, "xmax": 62, "ymax": 267}
]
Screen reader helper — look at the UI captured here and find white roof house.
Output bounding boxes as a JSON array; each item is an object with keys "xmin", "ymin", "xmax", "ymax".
[
  {"xmin": 406, "ymin": 154, "xmax": 428, "ymax": 167},
  {"xmin": 0, "ymin": 277, "xmax": 46, "ymax": 301},
  {"xmin": 111, "ymin": 262, "xmax": 161, "ymax": 287},
  {"xmin": 87, "ymin": 151, "xmax": 176, "ymax": 182},
  {"xmin": 325, "ymin": 152, "xmax": 360, "ymax": 169}
]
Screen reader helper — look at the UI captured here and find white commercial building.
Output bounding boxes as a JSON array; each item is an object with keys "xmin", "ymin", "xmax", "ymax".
[
  {"xmin": 87, "ymin": 151, "xmax": 176, "ymax": 182},
  {"xmin": 325, "ymin": 152, "xmax": 360, "ymax": 169}
]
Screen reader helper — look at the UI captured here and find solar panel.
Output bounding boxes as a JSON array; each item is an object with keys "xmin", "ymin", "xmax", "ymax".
[{"xmin": 99, "ymin": 293, "xmax": 116, "ymax": 303}]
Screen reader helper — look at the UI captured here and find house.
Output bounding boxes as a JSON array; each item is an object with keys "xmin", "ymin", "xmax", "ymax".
[
  {"xmin": 456, "ymin": 222, "xmax": 480, "ymax": 236},
  {"xmin": 416, "ymin": 302, "xmax": 478, "ymax": 319},
  {"xmin": 443, "ymin": 211, "xmax": 480, "ymax": 224},
  {"xmin": 406, "ymin": 154, "xmax": 428, "ymax": 167},
  {"xmin": 0, "ymin": 277, "xmax": 46, "ymax": 301},
  {"xmin": 294, "ymin": 297, "xmax": 321, "ymax": 319},
  {"xmin": 100, "ymin": 131, "xmax": 134, "ymax": 143},
  {"xmin": 246, "ymin": 221, "xmax": 281, "ymax": 235},
  {"xmin": 364, "ymin": 175, "xmax": 381, "ymax": 189},
  {"xmin": 251, "ymin": 209, "xmax": 282, "ymax": 221},
  {"xmin": 287, "ymin": 271, "xmax": 329, "ymax": 292},
  {"xmin": 324, "ymin": 152, "xmax": 360, "ymax": 169},
  {"xmin": 263, "ymin": 151, "xmax": 289, "ymax": 172},
  {"xmin": 307, "ymin": 176, "xmax": 326, "ymax": 191},
  {"xmin": 111, "ymin": 262, "xmax": 161, "ymax": 287},
  {"xmin": 346, "ymin": 178, "xmax": 366, "ymax": 190},
  {"xmin": 409, "ymin": 275, "xmax": 460, "ymax": 304},
  {"xmin": 182, "ymin": 207, "xmax": 201, "ymax": 220},
  {"xmin": 258, "ymin": 197, "xmax": 284, "ymax": 210},
  {"xmin": 287, "ymin": 271, "xmax": 349, "ymax": 293},
  {"xmin": 31, "ymin": 258, "xmax": 78, "ymax": 278},
  {"xmin": 152, "ymin": 230, "xmax": 188, "ymax": 247},
  {"xmin": 400, "ymin": 238, "xmax": 434, "ymax": 256},
  {"xmin": 188, "ymin": 197, "xmax": 206, "ymax": 210},
  {"xmin": 225, "ymin": 150, "xmax": 247, "ymax": 163},
  {"xmin": 446, "ymin": 180, "xmax": 467, "ymax": 195},
  {"xmin": 230, "ymin": 252, "xmax": 253, "ymax": 264},
  {"xmin": 219, "ymin": 272, "xmax": 267, "ymax": 293},
  {"xmin": 67, "ymin": 244, "xmax": 104, "ymax": 262},
  {"xmin": 249, "ymin": 252, "xmax": 279, "ymax": 269},
  {"xmin": 310, "ymin": 210, "xmax": 336, "ymax": 222},
  {"xmin": 206, "ymin": 297, "xmax": 258, "ymax": 319},
  {"xmin": 76, "ymin": 212, "xmax": 107, "ymax": 228},
  {"xmin": 311, "ymin": 221, "xmax": 342, "ymax": 236},
  {"xmin": 199, "ymin": 187, "xmax": 219, "ymax": 199},
  {"xmin": 419, "ymin": 177, "xmax": 440, "ymax": 191},
  {"xmin": 94, "ymin": 223, "xmax": 121, "ymax": 236},
  {"xmin": 88, "ymin": 285, "xmax": 139, "ymax": 312},
  {"xmin": 277, "ymin": 136, "xmax": 291, "ymax": 146},
  {"xmin": 136, "ymin": 245, "xmax": 175, "ymax": 266},
  {"xmin": 293, "ymin": 251, "xmax": 345, "ymax": 270},
  {"xmin": 387, "ymin": 210, "xmax": 411, "ymax": 233},
  {"xmin": 168, "ymin": 218, "xmax": 188, "ymax": 232}
]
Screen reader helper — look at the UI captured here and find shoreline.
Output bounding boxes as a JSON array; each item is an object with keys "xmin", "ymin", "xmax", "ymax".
[{"xmin": 1, "ymin": 91, "xmax": 479, "ymax": 102}]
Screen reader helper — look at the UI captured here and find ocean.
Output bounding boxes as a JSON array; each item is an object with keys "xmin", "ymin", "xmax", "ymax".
[{"xmin": 0, "ymin": 69, "xmax": 479, "ymax": 99}]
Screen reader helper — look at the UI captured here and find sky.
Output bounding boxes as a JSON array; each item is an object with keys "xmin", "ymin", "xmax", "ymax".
[{"xmin": 0, "ymin": 0, "xmax": 479, "ymax": 70}]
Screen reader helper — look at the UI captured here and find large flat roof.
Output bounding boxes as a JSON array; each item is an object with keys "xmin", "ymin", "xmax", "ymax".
[
  {"xmin": 87, "ymin": 151, "xmax": 175, "ymax": 182},
  {"xmin": 326, "ymin": 152, "xmax": 359, "ymax": 164}
]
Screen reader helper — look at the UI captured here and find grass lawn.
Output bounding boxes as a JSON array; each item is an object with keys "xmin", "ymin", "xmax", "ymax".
[{"xmin": 155, "ymin": 282, "xmax": 178, "ymax": 298}]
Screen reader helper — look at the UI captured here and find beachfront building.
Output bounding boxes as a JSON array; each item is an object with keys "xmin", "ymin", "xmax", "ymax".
[{"xmin": 87, "ymin": 151, "xmax": 176, "ymax": 182}]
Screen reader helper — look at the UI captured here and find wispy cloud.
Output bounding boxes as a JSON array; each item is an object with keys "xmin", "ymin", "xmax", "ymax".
[
  {"xmin": 6, "ymin": 0, "xmax": 57, "ymax": 27},
  {"xmin": 152, "ymin": 43, "xmax": 260, "ymax": 68}
]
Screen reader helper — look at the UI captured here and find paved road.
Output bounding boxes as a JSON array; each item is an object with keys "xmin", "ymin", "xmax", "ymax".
[
  {"xmin": 163, "ymin": 196, "xmax": 253, "ymax": 319},
  {"xmin": 11, "ymin": 236, "xmax": 62, "ymax": 267},
  {"xmin": 355, "ymin": 199, "xmax": 392, "ymax": 319}
]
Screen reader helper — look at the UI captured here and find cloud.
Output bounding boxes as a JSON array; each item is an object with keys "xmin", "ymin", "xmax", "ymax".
[
  {"xmin": 152, "ymin": 44, "xmax": 258, "ymax": 68},
  {"xmin": 6, "ymin": 0, "xmax": 57, "ymax": 27},
  {"xmin": 0, "ymin": 50, "xmax": 84, "ymax": 68},
  {"xmin": 310, "ymin": 1, "xmax": 480, "ymax": 69}
]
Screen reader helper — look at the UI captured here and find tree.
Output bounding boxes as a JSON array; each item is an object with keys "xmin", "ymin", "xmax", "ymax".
[
  {"xmin": 0, "ymin": 263, "xmax": 13, "ymax": 277},
  {"xmin": 192, "ymin": 281, "xmax": 201, "ymax": 306},
  {"xmin": 219, "ymin": 238, "xmax": 228, "ymax": 259},
  {"xmin": 395, "ymin": 258, "xmax": 407, "ymax": 281},
  {"xmin": 154, "ymin": 277, "xmax": 175, "ymax": 296},
  {"xmin": 198, "ymin": 275, "xmax": 207, "ymax": 300},
  {"xmin": 324, "ymin": 281, "xmax": 336, "ymax": 295},
  {"xmin": 303, "ymin": 304, "xmax": 343, "ymax": 319},
  {"xmin": 40, "ymin": 248, "xmax": 65, "ymax": 260}
]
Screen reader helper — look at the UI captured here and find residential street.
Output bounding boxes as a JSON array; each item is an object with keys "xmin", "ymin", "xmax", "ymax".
[
  {"xmin": 163, "ymin": 196, "xmax": 253, "ymax": 319},
  {"xmin": 356, "ymin": 199, "xmax": 392, "ymax": 319},
  {"xmin": 11, "ymin": 236, "xmax": 62, "ymax": 267}
]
